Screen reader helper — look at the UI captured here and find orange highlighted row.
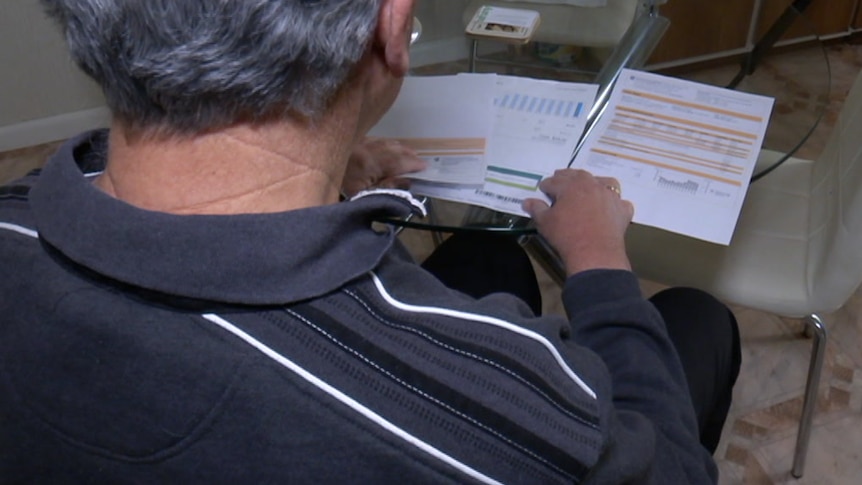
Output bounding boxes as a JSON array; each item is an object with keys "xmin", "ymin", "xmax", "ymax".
[
  {"xmin": 615, "ymin": 112, "xmax": 755, "ymax": 147},
  {"xmin": 598, "ymin": 137, "xmax": 745, "ymax": 176},
  {"xmin": 415, "ymin": 150, "xmax": 485, "ymax": 157},
  {"xmin": 622, "ymin": 89, "xmax": 765, "ymax": 123},
  {"xmin": 608, "ymin": 122, "xmax": 751, "ymax": 160},
  {"xmin": 368, "ymin": 137, "xmax": 486, "ymax": 152},
  {"xmin": 591, "ymin": 147, "xmax": 743, "ymax": 186},
  {"xmin": 617, "ymin": 105, "xmax": 758, "ymax": 140}
]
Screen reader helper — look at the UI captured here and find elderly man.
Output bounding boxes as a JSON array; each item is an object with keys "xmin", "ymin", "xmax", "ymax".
[{"xmin": 0, "ymin": 0, "xmax": 739, "ymax": 483}]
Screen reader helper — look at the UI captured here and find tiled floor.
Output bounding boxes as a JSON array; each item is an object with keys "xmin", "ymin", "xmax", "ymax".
[{"xmin": 3, "ymin": 41, "xmax": 862, "ymax": 485}]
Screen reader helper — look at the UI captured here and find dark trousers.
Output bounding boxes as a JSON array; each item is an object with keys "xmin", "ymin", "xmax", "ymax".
[{"xmin": 422, "ymin": 232, "xmax": 741, "ymax": 453}]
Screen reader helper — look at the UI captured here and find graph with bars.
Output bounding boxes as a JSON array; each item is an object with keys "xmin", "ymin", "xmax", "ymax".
[
  {"xmin": 495, "ymin": 93, "xmax": 585, "ymax": 119},
  {"xmin": 657, "ymin": 175, "xmax": 700, "ymax": 195}
]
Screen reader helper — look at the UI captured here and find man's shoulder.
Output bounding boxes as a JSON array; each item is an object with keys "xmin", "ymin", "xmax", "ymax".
[{"xmin": 270, "ymin": 269, "xmax": 610, "ymax": 483}]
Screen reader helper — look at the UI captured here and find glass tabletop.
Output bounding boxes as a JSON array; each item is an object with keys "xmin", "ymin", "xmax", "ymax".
[
  {"xmin": 661, "ymin": 3, "xmax": 831, "ymax": 182},
  {"xmin": 384, "ymin": 2, "xmax": 830, "ymax": 235},
  {"xmin": 375, "ymin": 198, "xmax": 537, "ymax": 235}
]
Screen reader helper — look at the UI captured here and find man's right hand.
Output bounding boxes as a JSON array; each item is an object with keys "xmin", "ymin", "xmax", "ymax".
[{"xmin": 523, "ymin": 169, "xmax": 634, "ymax": 277}]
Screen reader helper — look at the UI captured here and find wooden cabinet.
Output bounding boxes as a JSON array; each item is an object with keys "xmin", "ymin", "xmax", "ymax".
[
  {"xmin": 853, "ymin": 0, "xmax": 862, "ymax": 29},
  {"xmin": 648, "ymin": 0, "xmax": 755, "ymax": 65},
  {"xmin": 755, "ymin": 0, "xmax": 856, "ymax": 40},
  {"xmin": 646, "ymin": 0, "xmax": 861, "ymax": 68}
]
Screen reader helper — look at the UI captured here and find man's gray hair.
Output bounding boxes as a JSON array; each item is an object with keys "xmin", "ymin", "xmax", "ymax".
[{"xmin": 41, "ymin": 0, "xmax": 382, "ymax": 133}]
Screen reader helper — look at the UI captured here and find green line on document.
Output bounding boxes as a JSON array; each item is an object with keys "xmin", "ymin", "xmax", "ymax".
[
  {"xmin": 485, "ymin": 178, "xmax": 540, "ymax": 191},
  {"xmin": 486, "ymin": 166, "xmax": 544, "ymax": 181}
]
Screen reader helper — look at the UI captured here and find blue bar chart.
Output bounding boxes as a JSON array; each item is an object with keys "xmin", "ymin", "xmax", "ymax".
[{"xmin": 495, "ymin": 93, "xmax": 584, "ymax": 118}]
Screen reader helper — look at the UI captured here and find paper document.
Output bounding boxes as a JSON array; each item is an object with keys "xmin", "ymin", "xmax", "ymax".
[
  {"xmin": 412, "ymin": 74, "xmax": 598, "ymax": 216},
  {"xmin": 572, "ymin": 69, "xmax": 774, "ymax": 244},
  {"xmin": 368, "ymin": 75, "xmax": 496, "ymax": 185}
]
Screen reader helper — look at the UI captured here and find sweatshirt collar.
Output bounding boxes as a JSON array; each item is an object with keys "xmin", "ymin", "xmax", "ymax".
[{"xmin": 29, "ymin": 130, "xmax": 422, "ymax": 305}]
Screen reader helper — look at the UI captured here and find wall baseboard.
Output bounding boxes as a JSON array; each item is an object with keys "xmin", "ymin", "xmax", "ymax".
[{"xmin": 0, "ymin": 107, "xmax": 110, "ymax": 153}]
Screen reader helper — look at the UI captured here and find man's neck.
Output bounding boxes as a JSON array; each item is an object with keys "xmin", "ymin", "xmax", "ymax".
[{"xmin": 95, "ymin": 113, "xmax": 359, "ymax": 215}]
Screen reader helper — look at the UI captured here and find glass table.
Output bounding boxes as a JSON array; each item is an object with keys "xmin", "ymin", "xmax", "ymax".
[
  {"xmin": 392, "ymin": 4, "xmax": 831, "ymax": 478},
  {"xmin": 387, "ymin": 1, "xmax": 670, "ymax": 236},
  {"xmin": 666, "ymin": 4, "xmax": 831, "ymax": 183},
  {"xmin": 386, "ymin": 2, "xmax": 831, "ymax": 265}
]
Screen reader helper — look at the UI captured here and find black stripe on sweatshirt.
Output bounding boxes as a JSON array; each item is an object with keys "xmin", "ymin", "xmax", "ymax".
[
  {"xmin": 287, "ymin": 301, "xmax": 592, "ymax": 483},
  {"xmin": 343, "ymin": 287, "xmax": 600, "ymax": 429},
  {"xmin": 0, "ymin": 184, "xmax": 31, "ymax": 201}
]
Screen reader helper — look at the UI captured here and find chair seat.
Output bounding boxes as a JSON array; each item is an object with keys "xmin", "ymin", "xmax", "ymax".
[
  {"xmin": 464, "ymin": 0, "xmax": 639, "ymax": 47},
  {"xmin": 625, "ymin": 150, "xmax": 818, "ymax": 317}
]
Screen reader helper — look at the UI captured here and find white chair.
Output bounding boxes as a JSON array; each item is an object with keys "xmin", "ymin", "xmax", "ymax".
[
  {"xmin": 623, "ymin": 70, "xmax": 862, "ymax": 478},
  {"xmin": 463, "ymin": 0, "xmax": 665, "ymax": 73}
]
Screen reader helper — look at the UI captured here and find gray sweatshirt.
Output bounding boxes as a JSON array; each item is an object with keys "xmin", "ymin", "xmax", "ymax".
[{"xmin": 0, "ymin": 130, "xmax": 715, "ymax": 484}]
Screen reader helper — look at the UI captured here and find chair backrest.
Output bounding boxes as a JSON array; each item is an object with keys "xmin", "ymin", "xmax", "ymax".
[{"xmin": 806, "ymin": 71, "xmax": 862, "ymax": 311}]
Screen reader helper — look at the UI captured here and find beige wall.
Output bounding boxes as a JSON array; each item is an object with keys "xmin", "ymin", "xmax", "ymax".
[
  {"xmin": 0, "ymin": 1, "xmax": 471, "ymax": 151},
  {"xmin": 411, "ymin": 0, "xmax": 469, "ymax": 67},
  {"xmin": 412, "ymin": 0, "xmax": 473, "ymax": 66},
  {"xmin": 416, "ymin": 0, "xmax": 471, "ymax": 42},
  {"xmin": 0, "ymin": 1, "xmax": 105, "ymax": 129}
]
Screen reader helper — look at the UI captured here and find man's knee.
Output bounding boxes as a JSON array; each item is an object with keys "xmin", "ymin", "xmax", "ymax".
[{"xmin": 650, "ymin": 287, "xmax": 739, "ymax": 360}]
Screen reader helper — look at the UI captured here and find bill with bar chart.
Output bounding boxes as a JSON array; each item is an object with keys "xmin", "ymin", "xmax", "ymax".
[
  {"xmin": 413, "ymin": 74, "xmax": 598, "ymax": 216},
  {"xmin": 572, "ymin": 69, "xmax": 774, "ymax": 244},
  {"xmin": 369, "ymin": 74, "xmax": 496, "ymax": 185}
]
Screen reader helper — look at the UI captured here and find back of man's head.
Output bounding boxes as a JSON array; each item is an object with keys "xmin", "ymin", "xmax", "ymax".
[{"xmin": 41, "ymin": 0, "xmax": 382, "ymax": 134}]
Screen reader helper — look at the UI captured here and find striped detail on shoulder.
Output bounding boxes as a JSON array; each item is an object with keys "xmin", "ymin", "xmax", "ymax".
[
  {"xmin": 341, "ymin": 286, "xmax": 599, "ymax": 430},
  {"xmin": 201, "ymin": 270, "xmax": 605, "ymax": 483},
  {"xmin": 286, "ymin": 302, "xmax": 592, "ymax": 480},
  {"xmin": 0, "ymin": 222, "xmax": 38, "ymax": 239},
  {"xmin": 202, "ymin": 312, "xmax": 507, "ymax": 485},
  {"xmin": 0, "ymin": 184, "xmax": 31, "ymax": 202},
  {"xmin": 368, "ymin": 272, "xmax": 597, "ymax": 399}
]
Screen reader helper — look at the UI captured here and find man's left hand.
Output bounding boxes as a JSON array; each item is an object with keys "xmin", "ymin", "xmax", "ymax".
[{"xmin": 342, "ymin": 138, "xmax": 426, "ymax": 197}]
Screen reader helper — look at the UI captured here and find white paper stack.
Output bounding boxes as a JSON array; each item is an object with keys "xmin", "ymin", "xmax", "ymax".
[
  {"xmin": 570, "ymin": 69, "xmax": 774, "ymax": 244},
  {"xmin": 369, "ymin": 73, "xmax": 599, "ymax": 217},
  {"xmin": 370, "ymin": 69, "xmax": 774, "ymax": 244}
]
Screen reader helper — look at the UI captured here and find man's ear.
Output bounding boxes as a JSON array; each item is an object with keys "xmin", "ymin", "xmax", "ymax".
[{"xmin": 375, "ymin": 0, "xmax": 413, "ymax": 78}]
